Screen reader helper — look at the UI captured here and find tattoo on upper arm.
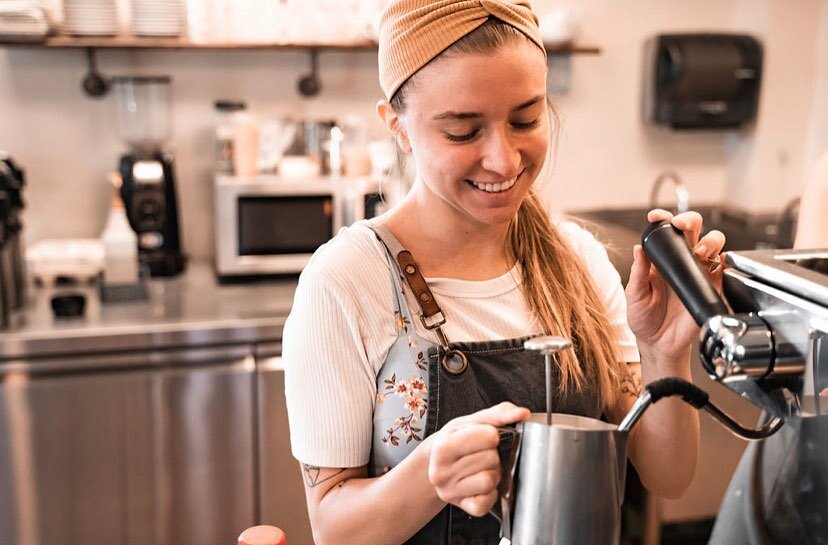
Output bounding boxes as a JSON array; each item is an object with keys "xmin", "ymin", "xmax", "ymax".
[
  {"xmin": 302, "ymin": 464, "xmax": 346, "ymax": 488},
  {"xmin": 620, "ymin": 369, "xmax": 642, "ymax": 398}
]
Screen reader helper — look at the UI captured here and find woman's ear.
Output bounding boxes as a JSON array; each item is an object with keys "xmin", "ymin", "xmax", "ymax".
[{"xmin": 376, "ymin": 99, "xmax": 412, "ymax": 154}]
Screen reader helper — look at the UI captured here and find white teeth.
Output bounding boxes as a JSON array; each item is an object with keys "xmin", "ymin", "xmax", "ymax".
[{"xmin": 470, "ymin": 175, "xmax": 517, "ymax": 193}]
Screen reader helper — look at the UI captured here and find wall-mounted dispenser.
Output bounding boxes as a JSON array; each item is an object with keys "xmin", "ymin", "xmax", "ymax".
[{"xmin": 643, "ymin": 33, "xmax": 762, "ymax": 130}]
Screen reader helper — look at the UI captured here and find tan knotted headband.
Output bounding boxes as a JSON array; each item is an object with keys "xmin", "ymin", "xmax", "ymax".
[{"xmin": 378, "ymin": 0, "xmax": 546, "ymax": 100}]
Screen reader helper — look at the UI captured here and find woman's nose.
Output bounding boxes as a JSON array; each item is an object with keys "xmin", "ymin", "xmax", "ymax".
[{"xmin": 480, "ymin": 129, "xmax": 521, "ymax": 176}]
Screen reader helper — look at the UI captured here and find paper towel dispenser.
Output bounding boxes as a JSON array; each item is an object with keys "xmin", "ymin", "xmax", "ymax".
[{"xmin": 643, "ymin": 33, "xmax": 762, "ymax": 129}]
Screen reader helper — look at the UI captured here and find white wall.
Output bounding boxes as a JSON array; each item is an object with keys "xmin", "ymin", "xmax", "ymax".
[
  {"xmin": 803, "ymin": 0, "xmax": 828, "ymax": 177},
  {"xmin": 545, "ymin": 0, "xmax": 824, "ymax": 213},
  {"xmin": 0, "ymin": 0, "xmax": 825, "ymax": 261},
  {"xmin": 723, "ymin": 0, "xmax": 824, "ymax": 209}
]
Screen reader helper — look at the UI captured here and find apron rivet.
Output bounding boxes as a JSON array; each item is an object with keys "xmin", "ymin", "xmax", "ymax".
[
  {"xmin": 419, "ymin": 292, "xmax": 431, "ymax": 302},
  {"xmin": 405, "ymin": 265, "xmax": 416, "ymax": 274}
]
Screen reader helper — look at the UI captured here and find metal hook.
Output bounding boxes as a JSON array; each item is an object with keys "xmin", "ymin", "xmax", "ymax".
[
  {"xmin": 82, "ymin": 48, "xmax": 110, "ymax": 98},
  {"xmin": 298, "ymin": 49, "xmax": 321, "ymax": 97}
]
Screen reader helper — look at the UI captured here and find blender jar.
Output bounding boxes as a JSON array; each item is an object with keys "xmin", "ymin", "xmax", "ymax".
[{"xmin": 112, "ymin": 76, "xmax": 172, "ymax": 153}]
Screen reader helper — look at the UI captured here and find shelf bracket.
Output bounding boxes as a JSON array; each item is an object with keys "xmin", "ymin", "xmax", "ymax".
[
  {"xmin": 297, "ymin": 48, "xmax": 321, "ymax": 98},
  {"xmin": 81, "ymin": 47, "xmax": 110, "ymax": 98}
]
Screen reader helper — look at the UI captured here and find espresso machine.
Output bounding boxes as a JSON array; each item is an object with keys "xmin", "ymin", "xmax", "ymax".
[
  {"xmin": 642, "ymin": 222, "xmax": 828, "ymax": 543},
  {"xmin": 112, "ymin": 76, "xmax": 185, "ymax": 277}
]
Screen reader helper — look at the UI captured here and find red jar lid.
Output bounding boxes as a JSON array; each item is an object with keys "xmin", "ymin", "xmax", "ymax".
[{"xmin": 238, "ymin": 525, "xmax": 287, "ymax": 545}]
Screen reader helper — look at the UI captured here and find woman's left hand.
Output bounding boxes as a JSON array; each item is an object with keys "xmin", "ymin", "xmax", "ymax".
[{"xmin": 625, "ymin": 209, "xmax": 726, "ymax": 366}]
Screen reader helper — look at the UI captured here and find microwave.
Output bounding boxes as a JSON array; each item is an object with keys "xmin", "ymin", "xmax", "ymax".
[{"xmin": 214, "ymin": 175, "xmax": 386, "ymax": 278}]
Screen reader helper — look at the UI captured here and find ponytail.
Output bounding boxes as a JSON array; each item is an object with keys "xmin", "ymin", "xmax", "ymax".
[{"xmin": 509, "ymin": 193, "xmax": 624, "ymax": 410}]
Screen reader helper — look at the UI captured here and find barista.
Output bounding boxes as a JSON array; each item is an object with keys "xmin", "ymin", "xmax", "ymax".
[
  {"xmin": 708, "ymin": 150, "xmax": 828, "ymax": 545},
  {"xmin": 282, "ymin": 1, "xmax": 725, "ymax": 544}
]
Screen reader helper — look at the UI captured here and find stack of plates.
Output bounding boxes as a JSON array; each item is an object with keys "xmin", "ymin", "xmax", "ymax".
[
  {"xmin": 62, "ymin": 0, "xmax": 118, "ymax": 36},
  {"xmin": 0, "ymin": 4, "xmax": 52, "ymax": 42},
  {"xmin": 130, "ymin": 0, "xmax": 184, "ymax": 37}
]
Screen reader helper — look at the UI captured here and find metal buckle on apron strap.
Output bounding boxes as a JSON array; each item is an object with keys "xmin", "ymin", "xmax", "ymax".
[
  {"xmin": 397, "ymin": 250, "xmax": 469, "ymax": 376},
  {"xmin": 420, "ymin": 312, "xmax": 469, "ymax": 375}
]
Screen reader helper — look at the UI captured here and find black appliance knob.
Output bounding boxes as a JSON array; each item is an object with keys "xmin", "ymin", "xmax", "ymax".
[
  {"xmin": 51, "ymin": 293, "xmax": 86, "ymax": 318},
  {"xmin": 139, "ymin": 200, "xmax": 160, "ymax": 217}
]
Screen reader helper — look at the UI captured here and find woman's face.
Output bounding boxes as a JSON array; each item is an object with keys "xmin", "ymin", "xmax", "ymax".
[{"xmin": 396, "ymin": 38, "xmax": 550, "ymax": 227}]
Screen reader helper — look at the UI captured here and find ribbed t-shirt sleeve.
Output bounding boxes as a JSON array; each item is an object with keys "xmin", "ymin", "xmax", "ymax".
[
  {"xmin": 282, "ymin": 268, "xmax": 376, "ymax": 468},
  {"xmin": 560, "ymin": 222, "xmax": 640, "ymax": 363}
]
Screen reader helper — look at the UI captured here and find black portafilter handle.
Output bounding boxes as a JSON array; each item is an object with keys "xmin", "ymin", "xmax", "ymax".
[{"xmin": 641, "ymin": 221, "xmax": 728, "ymax": 327}]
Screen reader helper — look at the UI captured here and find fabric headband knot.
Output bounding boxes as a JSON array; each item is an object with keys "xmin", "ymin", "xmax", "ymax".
[{"xmin": 378, "ymin": 0, "xmax": 545, "ymax": 100}]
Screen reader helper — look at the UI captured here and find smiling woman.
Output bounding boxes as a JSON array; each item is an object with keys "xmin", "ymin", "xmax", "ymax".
[
  {"xmin": 380, "ymin": 36, "xmax": 549, "ymax": 226},
  {"xmin": 281, "ymin": 2, "xmax": 725, "ymax": 545}
]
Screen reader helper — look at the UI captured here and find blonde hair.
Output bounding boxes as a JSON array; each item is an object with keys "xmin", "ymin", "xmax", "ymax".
[{"xmin": 391, "ymin": 18, "xmax": 624, "ymax": 409}]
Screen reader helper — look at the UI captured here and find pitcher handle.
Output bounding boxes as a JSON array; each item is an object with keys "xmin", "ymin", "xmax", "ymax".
[{"xmin": 487, "ymin": 421, "xmax": 524, "ymax": 543}]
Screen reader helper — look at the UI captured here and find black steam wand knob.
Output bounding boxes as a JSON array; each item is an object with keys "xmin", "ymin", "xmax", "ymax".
[
  {"xmin": 641, "ymin": 221, "xmax": 728, "ymax": 326},
  {"xmin": 641, "ymin": 221, "xmax": 778, "ymax": 381}
]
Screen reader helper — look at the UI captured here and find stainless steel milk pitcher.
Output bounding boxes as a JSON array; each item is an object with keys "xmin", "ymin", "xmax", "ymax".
[
  {"xmin": 495, "ymin": 375, "xmax": 784, "ymax": 545},
  {"xmin": 506, "ymin": 414, "xmax": 627, "ymax": 545}
]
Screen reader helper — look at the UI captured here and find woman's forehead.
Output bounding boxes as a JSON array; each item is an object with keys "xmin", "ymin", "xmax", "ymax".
[{"xmin": 406, "ymin": 41, "xmax": 547, "ymax": 116}]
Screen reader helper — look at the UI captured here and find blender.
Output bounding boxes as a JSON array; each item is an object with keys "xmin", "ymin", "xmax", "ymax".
[{"xmin": 113, "ymin": 75, "xmax": 185, "ymax": 277}]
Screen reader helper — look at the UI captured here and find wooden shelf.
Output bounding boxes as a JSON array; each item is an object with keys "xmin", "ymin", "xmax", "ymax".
[
  {"xmin": 0, "ymin": 35, "xmax": 599, "ymax": 97},
  {"xmin": 0, "ymin": 35, "xmax": 601, "ymax": 54}
]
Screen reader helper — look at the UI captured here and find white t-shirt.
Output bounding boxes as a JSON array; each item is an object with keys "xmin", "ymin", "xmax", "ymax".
[{"xmin": 282, "ymin": 219, "xmax": 640, "ymax": 468}]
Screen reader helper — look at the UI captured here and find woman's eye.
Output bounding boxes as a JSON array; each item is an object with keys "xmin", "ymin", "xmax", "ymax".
[
  {"xmin": 442, "ymin": 119, "xmax": 538, "ymax": 143},
  {"xmin": 512, "ymin": 119, "xmax": 540, "ymax": 131},
  {"xmin": 444, "ymin": 130, "xmax": 479, "ymax": 143}
]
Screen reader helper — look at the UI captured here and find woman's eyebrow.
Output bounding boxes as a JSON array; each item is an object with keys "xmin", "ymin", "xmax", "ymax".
[
  {"xmin": 431, "ymin": 95, "xmax": 546, "ymax": 120},
  {"xmin": 512, "ymin": 95, "xmax": 545, "ymax": 112}
]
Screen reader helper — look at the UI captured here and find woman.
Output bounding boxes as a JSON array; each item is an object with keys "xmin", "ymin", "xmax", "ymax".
[{"xmin": 283, "ymin": 1, "xmax": 725, "ymax": 544}]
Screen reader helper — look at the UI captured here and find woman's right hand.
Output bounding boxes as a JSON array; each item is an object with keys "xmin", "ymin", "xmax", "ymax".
[{"xmin": 425, "ymin": 402, "xmax": 530, "ymax": 516}]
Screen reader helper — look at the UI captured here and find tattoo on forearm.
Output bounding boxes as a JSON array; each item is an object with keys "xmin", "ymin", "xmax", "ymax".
[
  {"xmin": 302, "ymin": 464, "xmax": 346, "ymax": 488},
  {"xmin": 620, "ymin": 370, "xmax": 643, "ymax": 398}
]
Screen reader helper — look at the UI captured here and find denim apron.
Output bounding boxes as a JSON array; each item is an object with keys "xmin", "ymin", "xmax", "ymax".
[{"xmin": 368, "ymin": 223, "xmax": 602, "ymax": 545}]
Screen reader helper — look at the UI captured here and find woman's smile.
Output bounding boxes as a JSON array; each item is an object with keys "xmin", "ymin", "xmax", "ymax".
[{"xmin": 465, "ymin": 169, "xmax": 523, "ymax": 194}]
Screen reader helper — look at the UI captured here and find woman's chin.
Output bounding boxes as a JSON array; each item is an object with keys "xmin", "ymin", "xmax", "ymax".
[
  {"xmin": 465, "ymin": 204, "xmax": 524, "ymax": 227},
  {"xmin": 462, "ymin": 186, "xmax": 530, "ymax": 225}
]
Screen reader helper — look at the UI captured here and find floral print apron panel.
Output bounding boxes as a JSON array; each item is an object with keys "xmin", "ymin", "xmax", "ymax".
[{"xmin": 369, "ymin": 222, "xmax": 437, "ymax": 476}]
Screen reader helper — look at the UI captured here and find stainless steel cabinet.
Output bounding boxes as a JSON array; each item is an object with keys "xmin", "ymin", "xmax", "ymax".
[
  {"xmin": 256, "ymin": 342, "xmax": 315, "ymax": 545},
  {"xmin": 0, "ymin": 345, "xmax": 257, "ymax": 545}
]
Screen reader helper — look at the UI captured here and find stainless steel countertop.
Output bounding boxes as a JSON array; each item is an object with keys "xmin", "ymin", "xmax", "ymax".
[{"xmin": 0, "ymin": 264, "xmax": 298, "ymax": 360}]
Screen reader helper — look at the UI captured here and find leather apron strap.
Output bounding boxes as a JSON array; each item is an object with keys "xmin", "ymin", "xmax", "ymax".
[
  {"xmin": 370, "ymin": 221, "xmax": 468, "ymax": 375},
  {"xmin": 370, "ymin": 223, "xmax": 442, "ymax": 321}
]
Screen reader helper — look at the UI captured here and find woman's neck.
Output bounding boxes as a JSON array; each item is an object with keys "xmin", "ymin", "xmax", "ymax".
[{"xmin": 382, "ymin": 183, "xmax": 514, "ymax": 280}]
